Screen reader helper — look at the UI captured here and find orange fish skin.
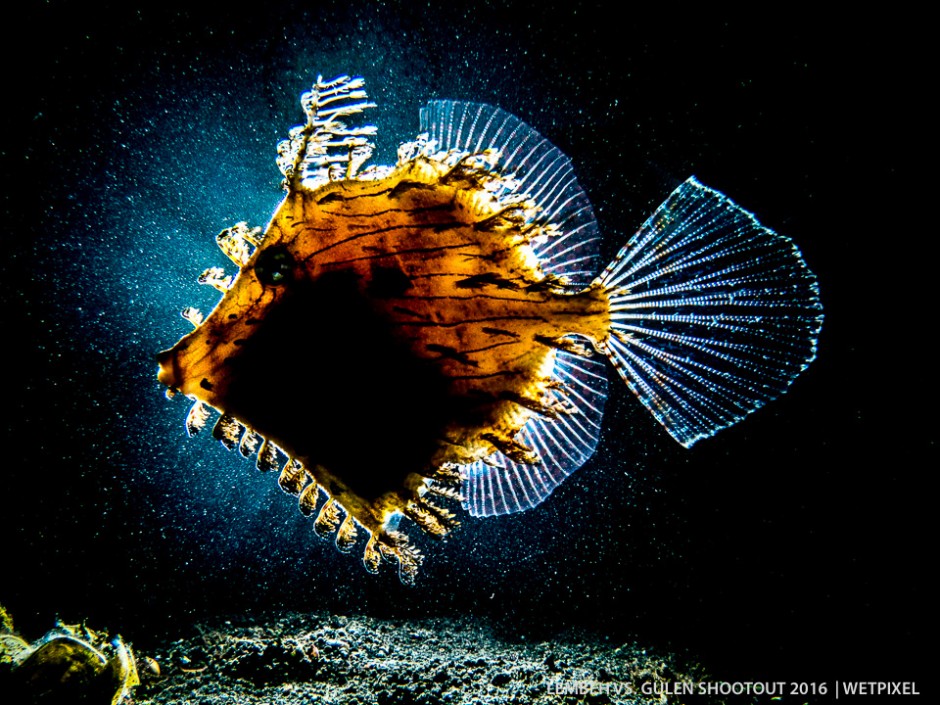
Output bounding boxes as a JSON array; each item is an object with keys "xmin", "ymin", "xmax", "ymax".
[{"xmin": 157, "ymin": 152, "xmax": 610, "ymax": 572}]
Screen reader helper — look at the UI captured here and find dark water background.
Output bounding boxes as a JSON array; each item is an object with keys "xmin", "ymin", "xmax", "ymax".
[{"xmin": 3, "ymin": 1, "xmax": 930, "ymax": 693}]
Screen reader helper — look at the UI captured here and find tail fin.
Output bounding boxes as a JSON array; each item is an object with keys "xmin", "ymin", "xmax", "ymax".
[{"xmin": 599, "ymin": 177, "xmax": 823, "ymax": 448}]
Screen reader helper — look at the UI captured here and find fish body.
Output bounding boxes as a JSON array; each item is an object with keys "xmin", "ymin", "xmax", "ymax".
[{"xmin": 157, "ymin": 76, "xmax": 822, "ymax": 582}]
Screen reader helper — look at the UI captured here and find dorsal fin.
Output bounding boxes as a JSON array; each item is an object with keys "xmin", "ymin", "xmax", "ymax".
[
  {"xmin": 459, "ymin": 345, "xmax": 608, "ymax": 517},
  {"xmin": 419, "ymin": 100, "xmax": 603, "ymax": 289}
]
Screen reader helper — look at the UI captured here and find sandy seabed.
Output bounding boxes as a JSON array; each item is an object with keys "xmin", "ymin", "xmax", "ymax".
[{"xmin": 134, "ymin": 611, "xmax": 713, "ymax": 705}]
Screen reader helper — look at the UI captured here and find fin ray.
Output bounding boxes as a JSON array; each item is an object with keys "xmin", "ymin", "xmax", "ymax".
[
  {"xmin": 600, "ymin": 177, "xmax": 823, "ymax": 447},
  {"xmin": 460, "ymin": 346, "xmax": 608, "ymax": 517},
  {"xmin": 420, "ymin": 100, "xmax": 602, "ymax": 287}
]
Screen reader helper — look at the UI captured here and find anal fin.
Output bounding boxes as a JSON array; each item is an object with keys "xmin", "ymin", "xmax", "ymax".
[{"xmin": 459, "ymin": 344, "xmax": 608, "ymax": 517}]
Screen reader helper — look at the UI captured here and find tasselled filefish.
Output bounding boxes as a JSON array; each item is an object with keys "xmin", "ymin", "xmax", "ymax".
[{"xmin": 156, "ymin": 75, "xmax": 823, "ymax": 583}]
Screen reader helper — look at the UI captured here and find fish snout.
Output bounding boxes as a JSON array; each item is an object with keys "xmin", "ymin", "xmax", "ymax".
[{"xmin": 156, "ymin": 348, "xmax": 180, "ymax": 392}]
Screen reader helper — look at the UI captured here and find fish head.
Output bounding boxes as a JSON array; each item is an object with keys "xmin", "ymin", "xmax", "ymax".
[{"xmin": 156, "ymin": 213, "xmax": 308, "ymax": 433}]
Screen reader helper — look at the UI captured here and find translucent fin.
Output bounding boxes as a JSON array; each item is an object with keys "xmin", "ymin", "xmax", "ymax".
[
  {"xmin": 599, "ymin": 177, "xmax": 823, "ymax": 448},
  {"xmin": 460, "ymin": 346, "xmax": 608, "ymax": 517},
  {"xmin": 419, "ymin": 100, "xmax": 602, "ymax": 288}
]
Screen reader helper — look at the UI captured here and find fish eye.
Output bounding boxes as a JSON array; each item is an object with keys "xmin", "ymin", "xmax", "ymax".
[{"xmin": 255, "ymin": 246, "xmax": 293, "ymax": 285}]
